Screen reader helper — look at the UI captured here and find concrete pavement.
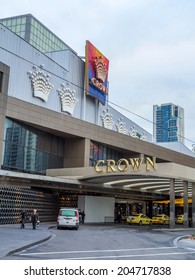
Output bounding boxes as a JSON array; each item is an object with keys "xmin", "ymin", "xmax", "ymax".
[
  {"xmin": 0, "ymin": 222, "xmax": 54, "ymax": 258},
  {"xmin": 0, "ymin": 223, "xmax": 195, "ymax": 258},
  {"xmin": 175, "ymin": 235, "xmax": 195, "ymax": 250}
]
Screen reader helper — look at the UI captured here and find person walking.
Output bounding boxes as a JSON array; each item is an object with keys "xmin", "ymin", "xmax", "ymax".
[
  {"xmin": 31, "ymin": 209, "xmax": 39, "ymax": 230},
  {"xmin": 20, "ymin": 210, "xmax": 26, "ymax": 229},
  {"xmin": 116, "ymin": 211, "xmax": 122, "ymax": 223},
  {"xmin": 81, "ymin": 210, "xmax": 85, "ymax": 224},
  {"xmin": 79, "ymin": 209, "xmax": 82, "ymax": 223}
]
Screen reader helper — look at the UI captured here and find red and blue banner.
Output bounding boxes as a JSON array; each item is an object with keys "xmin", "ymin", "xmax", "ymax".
[{"xmin": 85, "ymin": 41, "xmax": 109, "ymax": 105}]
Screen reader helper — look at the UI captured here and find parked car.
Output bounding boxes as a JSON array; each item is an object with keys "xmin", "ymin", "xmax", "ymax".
[
  {"xmin": 152, "ymin": 214, "xmax": 170, "ymax": 225},
  {"xmin": 175, "ymin": 214, "xmax": 192, "ymax": 225},
  {"xmin": 57, "ymin": 208, "xmax": 79, "ymax": 230},
  {"xmin": 127, "ymin": 214, "xmax": 152, "ymax": 226},
  {"xmin": 175, "ymin": 214, "xmax": 184, "ymax": 224}
]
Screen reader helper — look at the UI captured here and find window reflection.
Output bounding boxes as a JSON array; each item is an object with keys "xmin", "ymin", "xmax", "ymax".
[
  {"xmin": 90, "ymin": 141, "xmax": 124, "ymax": 166},
  {"xmin": 2, "ymin": 118, "xmax": 64, "ymax": 174}
]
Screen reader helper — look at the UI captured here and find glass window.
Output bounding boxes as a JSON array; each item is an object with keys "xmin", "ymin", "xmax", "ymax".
[
  {"xmin": 7, "ymin": 20, "xmax": 12, "ymax": 27},
  {"xmin": 19, "ymin": 31, "xmax": 25, "ymax": 39},
  {"xmin": 89, "ymin": 141, "xmax": 123, "ymax": 166},
  {"xmin": 15, "ymin": 25, "xmax": 21, "ymax": 32},
  {"xmin": 20, "ymin": 24, "xmax": 25, "ymax": 32},
  {"xmin": 60, "ymin": 209, "xmax": 77, "ymax": 217},
  {"xmin": 2, "ymin": 118, "xmax": 64, "ymax": 174},
  {"xmin": 11, "ymin": 19, "xmax": 16, "ymax": 25},
  {"xmin": 21, "ymin": 17, "xmax": 26, "ymax": 24},
  {"xmin": 16, "ymin": 18, "xmax": 21, "ymax": 25},
  {"xmin": 11, "ymin": 26, "xmax": 16, "ymax": 32}
]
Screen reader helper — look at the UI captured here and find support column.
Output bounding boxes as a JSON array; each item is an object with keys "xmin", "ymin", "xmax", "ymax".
[
  {"xmin": 169, "ymin": 178, "xmax": 175, "ymax": 229},
  {"xmin": 183, "ymin": 181, "xmax": 189, "ymax": 228},
  {"xmin": 192, "ymin": 182, "xmax": 195, "ymax": 228}
]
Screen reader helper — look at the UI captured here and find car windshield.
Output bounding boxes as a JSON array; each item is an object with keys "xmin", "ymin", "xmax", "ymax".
[{"xmin": 60, "ymin": 210, "xmax": 76, "ymax": 217}]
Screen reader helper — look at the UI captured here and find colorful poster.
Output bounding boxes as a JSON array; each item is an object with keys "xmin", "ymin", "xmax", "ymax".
[{"xmin": 85, "ymin": 40, "xmax": 109, "ymax": 105}]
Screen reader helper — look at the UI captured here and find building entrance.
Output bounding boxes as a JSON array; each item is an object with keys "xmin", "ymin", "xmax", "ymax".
[{"xmin": 114, "ymin": 199, "xmax": 145, "ymax": 223}]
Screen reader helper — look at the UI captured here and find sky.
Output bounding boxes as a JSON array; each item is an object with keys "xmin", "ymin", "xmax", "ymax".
[{"xmin": 1, "ymin": 0, "xmax": 195, "ymax": 149}]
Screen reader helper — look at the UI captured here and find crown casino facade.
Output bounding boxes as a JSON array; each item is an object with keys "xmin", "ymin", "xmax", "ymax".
[{"xmin": 0, "ymin": 15, "xmax": 195, "ymax": 227}]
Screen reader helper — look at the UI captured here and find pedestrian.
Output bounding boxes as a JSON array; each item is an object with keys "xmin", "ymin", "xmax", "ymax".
[
  {"xmin": 116, "ymin": 211, "xmax": 122, "ymax": 223},
  {"xmin": 31, "ymin": 209, "xmax": 39, "ymax": 230},
  {"xmin": 79, "ymin": 209, "xmax": 82, "ymax": 223},
  {"xmin": 81, "ymin": 210, "xmax": 85, "ymax": 224},
  {"xmin": 20, "ymin": 210, "xmax": 26, "ymax": 229}
]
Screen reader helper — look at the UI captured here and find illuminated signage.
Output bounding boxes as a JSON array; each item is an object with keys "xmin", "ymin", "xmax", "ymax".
[
  {"xmin": 94, "ymin": 157, "xmax": 156, "ymax": 173},
  {"xmin": 85, "ymin": 40, "xmax": 109, "ymax": 105}
]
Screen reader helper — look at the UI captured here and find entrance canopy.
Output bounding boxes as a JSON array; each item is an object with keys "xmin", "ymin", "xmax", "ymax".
[{"xmin": 47, "ymin": 162, "xmax": 195, "ymax": 197}]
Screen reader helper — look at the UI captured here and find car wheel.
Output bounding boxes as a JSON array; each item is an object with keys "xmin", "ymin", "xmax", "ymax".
[
  {"xmin": 128, "ymin": 223, "xmax": 131, "ymax": 225},
  {"xmin": 149, "ymin": 221, "xmax": 152, "ymax": 226},
  {"xmin": 163, "ymin": 220, "xmax": 166, "ymax": 225},
  {"xmin": 139, "ymin": 221, "xmax": 142, "ymax": 226}
]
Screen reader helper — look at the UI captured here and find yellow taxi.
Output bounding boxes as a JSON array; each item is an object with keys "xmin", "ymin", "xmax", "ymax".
[
  {"xmin": 152, "ymin": 214, "xmax": 170, "ymax": 225},
  {"xmin": 175, "ymin": 214, "xmax": 191, "ymax": 225},
  {"xmin": 175, "ymin": 214, "xmax": 184, "ymax": 224},
  {"xmin": 127, "ymin": 214, "xmax": 152, "ymax": 226}
]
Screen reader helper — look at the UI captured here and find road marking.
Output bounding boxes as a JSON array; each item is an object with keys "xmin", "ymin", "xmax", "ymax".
[
  {"xmin": 19, "ymin": 246, "xmax": 178, "ymax": 256},
  {"xmin": 64, "ymin": 251, "xmax": 195, "ymax": 260}
]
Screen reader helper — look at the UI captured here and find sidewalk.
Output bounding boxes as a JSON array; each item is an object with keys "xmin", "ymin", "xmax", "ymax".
[
  {"xmin": 0, "ymin": 222, "xmax": 54, "ymax": 258},
  {"xmin": 175, "ymin": 235, "xmax": 195, "ymax": 250}
]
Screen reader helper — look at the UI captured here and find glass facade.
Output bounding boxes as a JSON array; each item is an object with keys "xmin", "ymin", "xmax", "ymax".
[
  {"xmin": 154, "ymin": 104, "xmax": 184, "ymax": 143},
  {"xmin": 2, "ymin": 118, "xmax": 64, "ymax": 174},
  {"xmin": 0, "ymin": 14, "xmax": 73, "ymax": 53},
  {"xmin": 0, "ymin": 16, "xmax": 26, "ymax": 39},
  {"xmin": 89, "ymin": 141, "xmax": 124, "ymax": 166},
  {"xmin": 30, "ymin": 18, "xmax": 65, "ymax": 52},
  {"xmin": 1, "ymin": 120, "xmax": 127, "ymax": 173}
]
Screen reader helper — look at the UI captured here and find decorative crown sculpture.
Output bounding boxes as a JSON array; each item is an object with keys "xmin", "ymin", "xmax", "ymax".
[
  {"xmin": 93, "ymin": 56, "xmax": 108, "ymax": 83},
  {"xmin": 116, "ymin": 117, "xmax": 127, "ymax": 134},
  {"xmin": 27, "ymin": 65, "xmax": 54, "ymax": 102},
  {"xmin": 101, "ymin": 108, "xmax": 114, "ymax": 130},
  {"xmin": 140, "ymin": 132, "xmax": 147, "ymax": 141},
  {"xmin": 58, "ymin": 83, "xmax": 78, "ymax": 115},
  {"xmin": 129, "ymin": 125, "xmax": 138, "ymax": 138}
]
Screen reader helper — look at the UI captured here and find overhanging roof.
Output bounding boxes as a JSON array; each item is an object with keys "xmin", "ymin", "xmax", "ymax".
[{"xmin": 47, "ymin": 162, "xmax": 195, "ymax": 197}]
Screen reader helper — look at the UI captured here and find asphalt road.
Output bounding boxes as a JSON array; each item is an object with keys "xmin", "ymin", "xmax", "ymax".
[{"xmin": 3, "ymin": 224, "xmax": 195, "ymax": 260}]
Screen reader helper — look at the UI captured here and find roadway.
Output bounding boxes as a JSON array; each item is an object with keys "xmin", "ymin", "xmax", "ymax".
[{"xmin": 1, "ymin": 223, "xmax": 195, "ymax": 260}]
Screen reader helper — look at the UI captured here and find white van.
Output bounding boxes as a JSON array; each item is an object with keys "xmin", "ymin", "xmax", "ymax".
[{"xmin": 57, "ymin": 208, "xmax": 79, "ymax": 230}]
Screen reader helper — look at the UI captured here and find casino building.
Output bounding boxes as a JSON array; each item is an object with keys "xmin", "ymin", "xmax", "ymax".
[{"xmin": 0, "ymin": 14, "xmax": 195, "ymax": 227}]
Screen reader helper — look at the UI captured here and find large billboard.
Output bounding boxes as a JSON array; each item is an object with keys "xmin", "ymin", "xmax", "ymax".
[{"xmin": 85, "ymin": 40, "xmax": 109, "ymax": 105}]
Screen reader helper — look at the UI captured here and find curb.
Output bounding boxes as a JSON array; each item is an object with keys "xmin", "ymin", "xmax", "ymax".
[
  {"xmin": 173, "ymin": 235, "xmax": 195, "ymax": 251},
  {"xmin": 6, "ymin": 234, "xmax": 53, "ymax": 256},
  {"xmin": 173, "ymin": 235, "xmax": 190, "ymax": 247}
]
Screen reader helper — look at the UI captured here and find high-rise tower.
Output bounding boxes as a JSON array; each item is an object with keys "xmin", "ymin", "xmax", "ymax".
[{"xmin": 153, "ymin": 103, "xmax": 184, "ymax": 143}]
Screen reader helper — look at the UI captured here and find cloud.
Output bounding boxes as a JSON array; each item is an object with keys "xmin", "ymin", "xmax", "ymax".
[{"xmin": 1, "ymin": 0, "xmax": 195, "ymax": 149}]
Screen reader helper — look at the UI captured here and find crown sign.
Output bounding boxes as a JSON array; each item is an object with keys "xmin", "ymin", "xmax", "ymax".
[
  {"xmin": 58, "ymin": 84, "xmax": 78, "ymax": 115},
  {"xmin": 129, "ymin": 125, "xmax": 138, "ymax": 138},
  {"xmin": 93, "ymin": 56, "xmax": 108, "ymax": 83},
  {"xmin": 116, "ymin": 117, "xmax": 127, "ymax": 134},
  {"xmin": 28, "ymin": 66, "xmax": 54, "ymax": 102},
  {"xmin": 101, "ymin": 108, "xmax": 114, "ymax": 130}
]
